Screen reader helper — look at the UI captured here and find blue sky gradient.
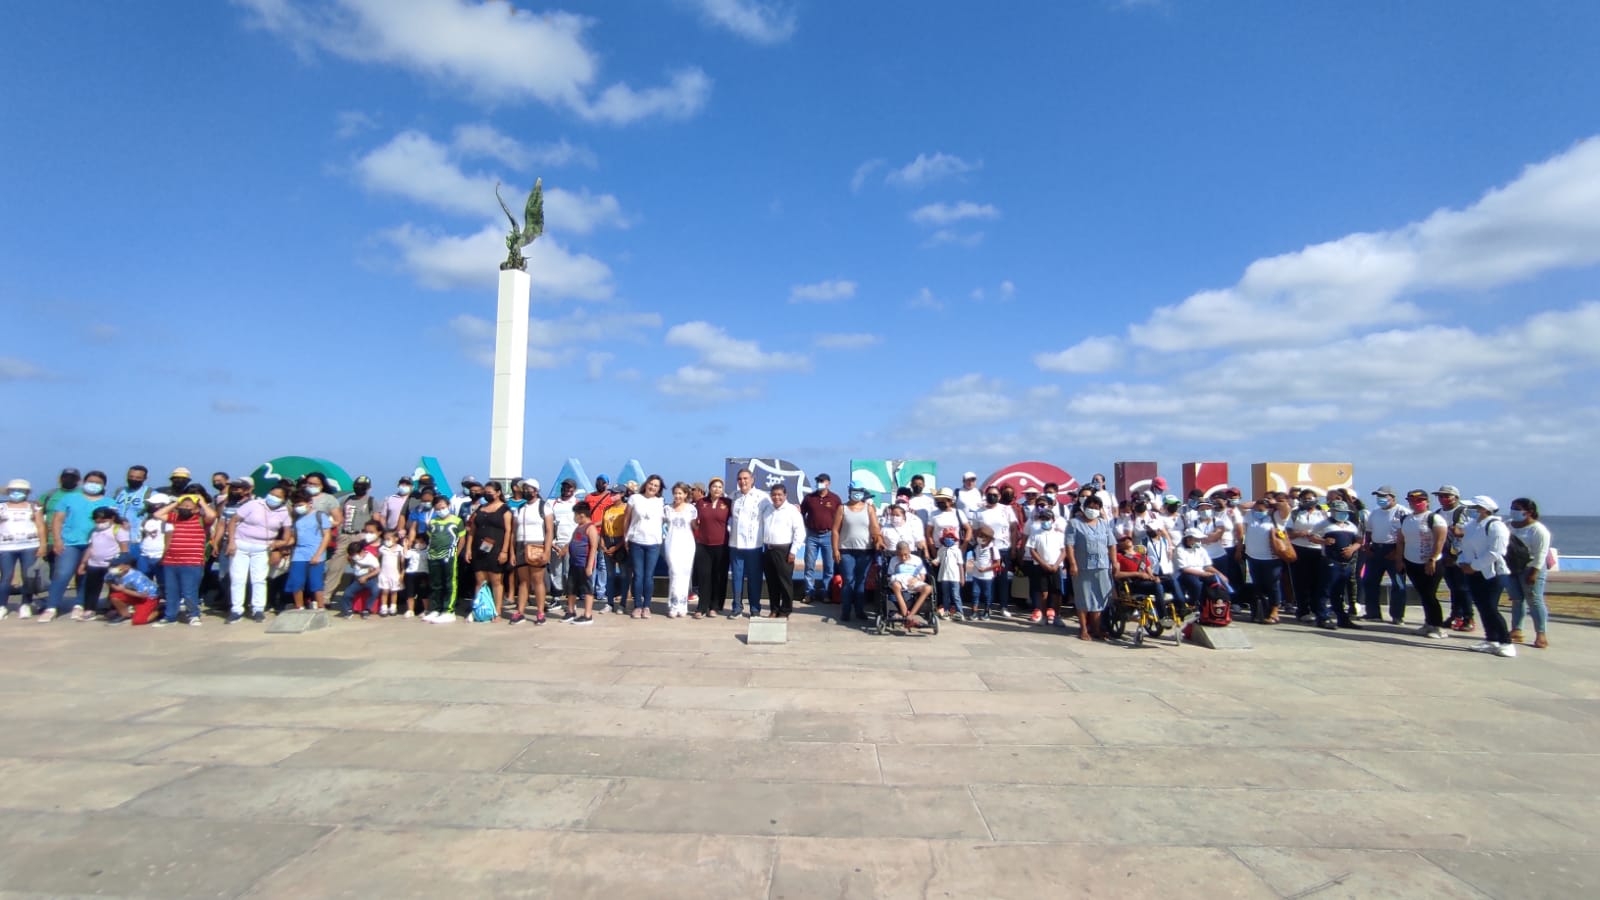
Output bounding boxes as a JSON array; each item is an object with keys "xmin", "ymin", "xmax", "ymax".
[{"xmin": 4, "ymin": 1, "xmax": 1599, "ymax": 512}]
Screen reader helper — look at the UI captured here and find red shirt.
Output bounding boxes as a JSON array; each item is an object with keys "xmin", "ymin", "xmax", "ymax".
[
  {"xmin": 163, "ymin": 513, "xmax": 209, "ymax": 566},
  {"xmin": 1115, "ymin": 549, "xmax": 1148, "ymax": 575},
  {"xmin": 693, "ymin": 497, "xmax": 731, "ymax": 546},
  {"xmin": 800, "ymin": 491, "xmax": 841, "ymax": 533}
]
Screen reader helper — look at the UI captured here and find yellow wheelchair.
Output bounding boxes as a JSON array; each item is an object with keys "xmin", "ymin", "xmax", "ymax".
[{"xmin": 1105, "ymin": 579, "xmax": 1171, "ymax": 647}]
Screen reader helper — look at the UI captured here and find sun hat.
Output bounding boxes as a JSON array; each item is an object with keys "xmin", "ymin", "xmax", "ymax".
[
  {"xmin": 6, "ymin": 478, "xmax": 30, "ymax": 492},
  {"xmin": 933, "ymin": 487, "xmax": 955, "ymax": 501}
]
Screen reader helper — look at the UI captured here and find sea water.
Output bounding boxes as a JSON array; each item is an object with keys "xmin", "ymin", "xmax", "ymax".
[{"xmin": 1544, "ymin": 516, "xmax": 1600, "ymax": 556}]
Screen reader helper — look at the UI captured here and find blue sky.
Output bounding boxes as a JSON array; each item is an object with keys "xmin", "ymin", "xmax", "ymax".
[{"xmin": 4, "ymin": 0, "xmax": 1600, "ymax": 513}]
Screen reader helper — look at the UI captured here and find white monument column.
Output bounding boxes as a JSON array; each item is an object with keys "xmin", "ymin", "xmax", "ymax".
[{"xmin": 489, "ymin": 267, "xmax": 530, "ymax": 483}]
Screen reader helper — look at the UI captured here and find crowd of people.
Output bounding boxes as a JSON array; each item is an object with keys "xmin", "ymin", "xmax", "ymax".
[{"xmin": 0, "ymin": 464, "xmax": 1556, "ymax": 656}]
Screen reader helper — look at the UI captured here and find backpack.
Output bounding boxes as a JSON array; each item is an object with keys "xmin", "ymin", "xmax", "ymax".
[
  {"xmin": 1199, "ymin": 579, "xmax": 1232, "ymax": 627},
  {"xmin": 471, "ymin": 583, "xmax": 498, "ymax": 622},
  {"xmin": 1505, "ymin": 531, "xmax": 1532, "ymax": 572}
]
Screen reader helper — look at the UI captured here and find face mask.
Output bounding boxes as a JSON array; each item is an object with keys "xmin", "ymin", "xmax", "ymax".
[
  {"xmin": 1332, "ymin": 511, "xmax": 1350, "ymax": 523},
  {"xmin": 1084, "ymin": 508, "xmax": 1101, "ymax": 521},
  {"xmin": 1409, "ymin": 501, "xmax": 1428, "ymax": 512},
  {"xmin": 305, "ymin": 486, "xmax": 322, "ymax": 496},
  {"xmin": 936, "ymin": 501, "xmax": 950, "ymax": 510},
  {"xmin": 985, "ymin": 496, "xmax": 998, "ymax": 505},
  {"xmin": 383, "ymin": 538, "xmax": 396, "ymax": 546},
  {"xmin": 848, "ymin": 490, "xmax": 866, "ymax": 502},
  {"xmin": 213, "ymin": 483, "xmax": 228, "ymax": 494},
  {"xmin": 365, "ymin": 533, "xmax": 380, "ymax": 543},
  {"xmin": 1470, "ymin": 510, "xmax": 1486, "ymax": 522},
  {"xmin": 265, "ymin": 495, "xmax": 284, "ymax": 509},
  {"xmin": 889, "ymin": 517, "xmax": 904, "ymax": 527},
  {"xmin": 398, "ymin": 486, "xmax": 412, "ymax": 496},
  {"xmin": 354, "ymin": 485, "xmax": 369, "ymax": 495},
  {"xmin": 1253, "ymin": 511, "xmax": 1270, "ymax": 522},
  {"xmin": 126, "ymin": 478, "xmax": 145, "ymax": 490},
  {"xmin": 1227, "ymin": 499, "xmax": 1240, "ymax": 507},
  {"xmin": 83, "ymin": 483, "xmax": 105, "ymax": 496},
  {"xmin": 95, "ymin": 522, "xmax": 112, "ymax": 531},
  {"xmin": 293, "ymin": 505, "xmax": 309, "ymax": 515},
  {"xmin": 169, "ymin": 478, "xmax": 188, "ymax": 490},
  {"xmin": 177, "ymin": 509, "xmax": 196, "ymax": 520},
  {"xmin": 1299, "ymin": 499, "xmax": 1316, "ymax": 509},
  {"xmin": 1198, "ymin": 511, "xmax": 1213, "ymax": 520},
  {"xmin": 941, "ymin": 537, "xmax": 957, "ymax": 548},
  {"xmin": 1184, "ymin": 539, "xmax": 1199, "ymax": 548},
  {"xmin": 435, "ymin": 508, "xmax": 449, "ymax": 517},
  {"xmin": 1376, "ymin": 497, "xmax": 1393, "ymax": 509},
  {"xmin": 910, "ymin": 485, "xmax": 923, "ymax": 495},
  {"xmin": 1044, "ymin": 492, "xmax": 1056, "ymax": 500},
  {"xmin": 7, "ymin": 491, "xmax": 26, "ymax": 502}
]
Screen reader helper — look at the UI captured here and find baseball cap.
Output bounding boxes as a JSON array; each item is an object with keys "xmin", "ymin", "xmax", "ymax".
[
  {"xmin": 1468, "ymin": 494, "xmax": 1498, "ymax": 511},
  {"xmin": 1022, "ymin": 486, "xmax": 1040, "ymax": 495},
  {"xmin": 7, "ymin": 478, "xmax": 31, "ymax": 491},
  {"xmin": 397, "ymin": 476, "xmax": 413, "ymax": 485},
  {"xmin": 815, "ymin": 473, "xmax": 830, "ymax": 483},
  {"xmin": 594, "ymin": 474, "xmax": 610, "ymax": 484},
  {"xmin": 229, "ymin": 476, "xmax": 253, "ymax": 488},
  {"xmin": 561, "ymin": 478, "xmax": 576, "ymax": 489},
  {"xmin": 962, "ymin": 471, "xmax": 978, "ymax": 480},
  {"xmin": 1371, "ymin": 485, "xmax": 1397, "ymax": 496},
  {"xmin": 1152, "ymin": 476, "xmax": 1168, "ymax": 490},
  {"xmin": 1433, "ymin": 484, "xmax": 1460, "ymax": 497},
  {"xmin": 354, "ymin": 475, "xmax": 372, "ymax": 485},
  {"xmin": 169, "ymin": 467, "xmax": 190, "ymax": 478},
  {"xmin": 460, "ymin": 476, "xmax": 480, "ymax": 487},
  {"xmin": 523, "ymin": 478, "xmax": 540, "ymax": 491},
  {"xmin": 1183, "ymin": 528, "xmax": 1206, "ymax": 540},
  {"xmin": 1163, "ymin": 494, "xmax": 1180, "ymax": 506},
  {"xmin": 147, "ymin": 491, "xmax": 172, "ymax": 505},
  {"xmin": 940, "ymin": 527, "xmax": 958, "ymax": 540},
  {"xmin": 1405, "ymin": 489, "xmax": 1429, "ymax": 501}
]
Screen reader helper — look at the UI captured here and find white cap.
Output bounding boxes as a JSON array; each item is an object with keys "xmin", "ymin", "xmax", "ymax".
[
  {"xmin": 1183, "ymin": 528, "xmax": 1207, "ymax": 540},
  {"xmin": 1467, "ymin": 494, "xmax": 1498, "ymax": 512},
  {"xmin": 147, "ymin": 492, "xmax": 172, "ymax": 505},
  {"xmin": 521, "ymin": 478, "xmax": 541, "ymax": 490},
  {"xmin": 962, "ymin": 471, "xmax": 978, "ymax": 480}
]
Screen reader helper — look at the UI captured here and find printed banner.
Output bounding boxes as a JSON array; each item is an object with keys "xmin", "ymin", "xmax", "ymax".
[
  {"xmin": 726, "ymin": 457, "xmax": 813, "ymax": 499},
  {"xmin": 849, "ymin": 459, "xmax": 937, "ymax": 501},
  {"xmin": 1250, "ymin": 462, "xmax": 1354, "ymax": 498}
]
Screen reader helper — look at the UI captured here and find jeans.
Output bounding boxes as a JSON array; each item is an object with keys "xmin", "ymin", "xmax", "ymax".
[
  {"xmin": 228, "ymin": 543, "xmax": 272, "ymax": 614},
  {"xmin": 547, "ymin": 543, "xmax": 570, "ymax": 596},
  {"xmin": 1177, "ymin": 573, "xmax": 1207, "ymax": 612},
  {"xmin": 0, "ymin": 547, "xmax": 39, "ymax": 610},
  {"xmin": 1506, "ymin": 567, "xmax": 1548, "ymax": 634},
  {"xmin": 1360, "ymin": 545, "xmax": 1401, "ymax": 619},
  {"xmin": 972, "ymin": 577, "xmax": 994, "ymax": 613},
  {"xmin": 730, "ymin": 547, "xmax": 764, "ymax": 615},
  {"xmin": 937, "ymin": 580, "xmax": 965, "ymax": 616},
  {"xmin": 162, "ymin": 564, "xmax": 204, "ymax": 621},
  {"xmin": 803, "ymin": 532, "xmax": 834, "ymax": 598},
  {"xmin": 1443, "ymin": 563, "xmax": 1472, "ymax": 622},
  {"xmin": 47, "ymin": 544, "xmax": 87, "ymax": 613},
  {"xmin": 1402, "ymin": 560, "xmax": 1445, "ymax": 627},
  {"xmin": 837, "ymin": 548, "xmax": 872, "ymax": 620},
  {"xmin": 592, "ymin": 551, "xmax": 609, "ymax": 602},
  {"xmin": 1468, "ymin": 571, "xmax": 1509, "ymax": 644},
  {"xmin": 1321, "ymin": 559, "xmax": 1356, "ymax": 622},
  {"xmin": 606, "ymin": 547, "xmax": 630, "ymax": 607},
  {"xmin": 629, "ymin": 542, "xmax": 662, "ymax": 610},
  {"xmin": 1247, "ymin": 556, "xmax": 1285, "ymax": 617}
]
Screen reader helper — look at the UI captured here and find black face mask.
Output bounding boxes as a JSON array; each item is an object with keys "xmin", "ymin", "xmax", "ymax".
[
  {"xmin": 213, "ymin": 483, "xmax": 228, "ymax": 493},
  {"xmin": 910, "ymin": 485, "xmax": 923, "ymax": 495},
  {"xmin": 177, "ymin": 509, "xmax": 196, "ymax": 520},
  {"xmin": 985, "ymin": 496, "xmax": 999, "ymax": 505},
  {"xmin": 170, "ymin": 478, "xmax": 190, "ymax": 491},
  {"xmin": 126, "ymin": 478, "xmax": 145, "ymax": 490},
  {"xmin": 61, "ymin": 477, "xmax": 81, "ymax": 490},
  {"xmin": 354, "ymin": 485, "xmax": 369, "ymax": 496}
]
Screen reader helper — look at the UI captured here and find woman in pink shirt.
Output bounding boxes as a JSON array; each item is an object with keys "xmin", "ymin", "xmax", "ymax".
[{"xmin": 226, "ymin": 484, "xmax": 292, "ymax": 623}]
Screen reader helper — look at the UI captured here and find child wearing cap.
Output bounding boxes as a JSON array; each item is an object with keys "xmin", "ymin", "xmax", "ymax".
[
  {"xmin": 103, "ymin": 555, "xmax": 161, "ymax": 624},
  {"xmin": 934, "ymin": 527, "xmax": 968, "ymax": 621}
]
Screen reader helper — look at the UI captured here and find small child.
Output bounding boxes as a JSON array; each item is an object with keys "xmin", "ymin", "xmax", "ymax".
[
  {"xmin": 935, "ymin": 527, "xmax": 967, "ymax": 621},
  {"xmin": 75, "ymin": 507, "xmax": 127, "ymax": 620},
  {"xmin": 345, "ymin": 535, "xmax": 381, "ymax": 618},
  {"xmin": 971, "ymin": 525, "xmax": 999, "ymax": 620},
  {"xmin": 137, "ymin": 508, "xmax": 167, "ymax": 578},
  {"xmin": 377, "ymin": 529, "xmax": 405, "ymax": 616},
  {"xmin": 286, "ymin": 492, "xmax": 330, "ymax": 610},
  {"xmin": 563, "ymin": 501, "xmax": 598, "ymax": 625},
  {"xmin": 104, "ymin": 553, "xmax": 160, "ymax": 624},
  {"xmin": 403, "ymin": 537, "xmax": 428, "ymax": 618}
]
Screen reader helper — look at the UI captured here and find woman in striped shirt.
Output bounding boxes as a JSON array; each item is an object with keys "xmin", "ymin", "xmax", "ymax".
[{"xmin": 158, "ymin": 494, "xmax": 216, "ymax": 626}]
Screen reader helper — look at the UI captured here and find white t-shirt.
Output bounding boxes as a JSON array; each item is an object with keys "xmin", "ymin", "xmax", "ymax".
[
  {"xmin": 515, "ymin": 501, "xmax": 549, "ymax": 543},
  {"xmin": 906, "ymin": 494, "xmax": 937, "ymax": 527},
  {"xmin": 1027, "ymin": 529, "xmax": 1065, "ymax": 567},
  {"xmin": 1364, "ymin": 504, "xmax": 1403, "ymax": 544},
  {"xmin": 881, "ymin": 521, "xmax": 922, "ymax": 554},
  {"xmin": 1398, "ymin": 509, "xmax": 1443, "ymax": 565},
  {"xmin": 1288, "ymin": 508, "xmax": 1329, "ymax": 550},
  {"xmin": 550, "ymin": 498, "xmax": 577, "ymax": 544},
  {"xmin": 625, "ymin": 495, "xmax": 666, "ymax": 546},
  {"xmin": 977, "ymin": 506, "xmax": 1015, "ymax": 551},
  {"xmin": 889, "ymin": 556, "xmax": 927, "ymax": 588},
  {"xmin": 0, "ymin": 502, "xmax": 41, "ymax": 552},
  {"xmin": 927, "ymin": 509, "xmax": 963, "ymax": 544},
  {"xmin": 1174, "ymin": 543, "xmax": 1213, "ymax": 574},
  {"xmin": 956, "ymin": 488, "xmax": 983, "ymax": 518},
  {"xmin": 936, "ymin": 544, "xmax": 964, "ymax": 583},
  {"xmin": 140, "ymin": 518, "xmax": 166, "ymax": 559},
  {"xmin": 972, "ymin": 542, "xmax": 998, "ymax": 580},
  {"xmin": 1243, "ymin": 514, "xmax": 1278, "ymax": 561}
]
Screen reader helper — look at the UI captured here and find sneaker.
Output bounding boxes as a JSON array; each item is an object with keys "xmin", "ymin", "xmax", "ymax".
[
  {"xmin": 1449, "ymin": 618, "xmax": 1468, "ymax": 632},
  {"xmin": 68, "ymin": 607, "xmax": 84, "ymax": 621},
  {"xmin": 1495, "ymin": 643, "xmax": 1517, "ymax": 658},
  {"xmin": 1045, "ymin": 609, "xmax": 1057, "ymax": 625},
  {"xmin": 403, "ymin": 610, "xmax": 414, "ymax": 619},
  {"xmin": 1030, "ymin": 610, "xmax": 1043, "ymax": 624},
  {"xmin": 151, "ymin": 618, "xmax": 174, "ymax": 628},
  {"xmin": 80, "ymin": 610, "xmax": 99, "ymax": 622},
  {"xmin": 1425, "ymin": 627, "xmax": 1448, "ymax": 639},
  {"xmin": 37, "ymin": 609, "xmax": 57, "ymax": 623},
  {"xmin": 534, "ymin": 614, "xmax": 545, "ymax": 625},
  {"xmin": 1000, "ymin": 609, "xmax": 1014, "ymax": 619},
  {"xmin": 642, "ymin": 607, "xmax": 652, "ymax": 619},
  {"xmin": 508, "ymin": 613, "xmax": 526, "ymax": 625},
  {"xmin": 1469, "ymin": 641, "xmax": 1496, "ymax": 653},
  {"xmin": 1414, "ymin": 624, "xmax": 1435, "ymax": 636},
  {"xmin": 562, "ymin": 611, "xmax": 578, "ymax": 622},
  {"xmin": 188, "ymin": 615, "xmax": 203, "ymax": 627},
  {"xmin": 251, "ymin": 611, "xmax": 266, "ymax": 623},
  {"xmin": 631, "ymin": 609, "xmax": 642, "ymax": 620},
  {"xmin": 434, "ymin": 614, "xmax": 455, "ymax": 624},
  {"xmin": 18, "ymin": 604, "xmax": 32, "ymax": 619},
  {"xmin": 574, "ymin": 615, "xmax": 593, "ymax": 626},
  {"xmin": 0, "ymin": 606, "xmax": 10, "ymax": 620},
  {"xmin": 226, "ymin": 612, "xmax": 243, "ymax": 625},
  {"xmin": 937, "ymin": 608, "xmax": 949, "ymax": 619}
]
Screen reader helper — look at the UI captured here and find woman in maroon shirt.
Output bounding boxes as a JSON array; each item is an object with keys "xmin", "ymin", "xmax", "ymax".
[{"xmin": 691, "ymin": 477, "xmax": 732, "ymax": 619}]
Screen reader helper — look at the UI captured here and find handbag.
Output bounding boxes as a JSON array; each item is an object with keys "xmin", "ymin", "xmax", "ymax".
[
  {"xmin": 1268, "ymin": 516, "xmax": 1297, "ymax": 563},
  {"xmin": 523, "ymin": 543, "xmax": 549, "ymax": 568}
]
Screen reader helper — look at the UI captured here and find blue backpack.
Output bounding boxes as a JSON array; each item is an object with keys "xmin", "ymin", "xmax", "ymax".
[{"xmin": 471, "ymin": 584, "xmax": 498, "ymax": 622}]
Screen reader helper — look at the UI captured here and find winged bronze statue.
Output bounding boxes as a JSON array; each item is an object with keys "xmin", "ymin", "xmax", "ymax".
[{"xmin": 496, "ymin": 178, "xmax": 544, "ymax": 271}]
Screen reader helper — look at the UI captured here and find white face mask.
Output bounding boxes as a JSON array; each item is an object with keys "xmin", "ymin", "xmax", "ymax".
[
  {"xmin": 398, "ymin": 486, "xmax": 412, "ymax": 496},
  {"xmin": 1083, "ymin": 508, "xmax": 1101, "ymax": 521}
]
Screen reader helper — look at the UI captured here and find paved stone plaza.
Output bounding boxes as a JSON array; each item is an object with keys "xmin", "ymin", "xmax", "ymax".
[{"xmin": 0, "ymin": 606, "xmax": 1595, "ymax": 899}]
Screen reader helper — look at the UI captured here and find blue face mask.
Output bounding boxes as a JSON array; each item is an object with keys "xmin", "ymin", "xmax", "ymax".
[
  {"xmin": 264, "ymin": 495, "xmax": 284, "ymax": 509},
  {"xmin": 1332, "ymin": 511, "xmax": 1350, "ymax": 523},
  {"xmin": 83, "ymin": 482, "xmax": 105, "ymax": 496},
  {"xmin": 1253, "ymin": 510, "xmax": 1270, "ymax": 521},
  {"xmin": 849, "ymin": 490, "xmax": 866, "ymax": 503},
  {"xmin": 1376, "ymin": 497, "xmax": 1393, "ymax": 509},
  {"xmin": 941, "ymin": 537, "xmax": 957, "ymax": 547},
  {"xmin": 7, "ymin": 491, "xmax": 26, "ymax": 502}
]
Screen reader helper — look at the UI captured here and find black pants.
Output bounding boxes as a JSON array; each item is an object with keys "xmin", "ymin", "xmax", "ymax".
[
  {"xmin": 1469, "ymin": 572, "xmax": 1509, "ymax": 643},
  {"xmin": 1403, "ymin": 560, "xmax": 1445, "ymax": 627},
  {"xmin": 405, "ymin": 572, "xmax": 430, "ymax": 611},
  {"xmin": 693, "ymin": 543, "xmax": 729, "ymax": 613},
  {"xmin": 1442, "ymin": 563, "xmax": 1472, "ymax": 623},
  {"xmin": 429, "ymin": 558, "xmax": 457, "ymax": 615},
  {"xmin": 79, "ymin": 565, "xmax": 109, "ymax": 612},
  {"xmin": 1289, "ymin": 547, "xmax": 1324, "ymax": 616},
  {"xmin": 762, "ymin": 546, "xmax": 795, "ymax": 617}
]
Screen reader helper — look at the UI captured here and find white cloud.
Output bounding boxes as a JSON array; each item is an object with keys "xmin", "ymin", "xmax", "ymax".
[
  {"xmin": 384, "ymin": 223, "xmax": 613, "ymax": 297},
  {"xmin": 910, "ymin": 201, "xmax": 1000, "ymax": 226},
  {"xmin": 908, "ymin": 287, "xmax": 943, "ymax": 310},
  {"xmin": 0, "ymin": 357, "xmax": 53, "ymax": 381},
  {"xmin": 236, "ymin": 0, "xmax": 711, "ymax": 124},
  {"xmin": 449, "ymin": 309, "xmax": 661, "ymax": 369},
  {"xmin": 210, "ymin": 399, "xmax": 260, "ymax": 415},
  {"xmin": 922, "ymin": 230, "xmax": 984, "ymax": 249},
  {"xmin": 451, "ymin": 125, "xmax": 596, "ymax": 169},
  {"xmin": 813, "ymin": 332, "xmax": 881, "ymax": 350},
  {"xmin": 1034, "ymin": 336, "xmax": 1123, "ymax": 373},
  {"xmin": 850, "ymin": 159, "xmax": 884, "ymax": 193},
  {"xmin": 886, "ymin": 152, "xmax": 981, "ymax": 189},
  {"xmin": 686, "ymin": 0, "xmax": 796, "ymax": 44},
  {"xmin": 544, "ymin": 187, "xmax": 631, "ymax": 234},
  {"xmin": 334, "ymin": 109, "xmax": 377, "ymax": 139},
  {"xmin": 656, "ymin": 364, "xmax": 754, "ymax": 402},
  {"xmin": 1103, "ymin": 135, "xmax": 1600, "ymax": 352},
  {"xmin": 789, "ymin": 279, "xmax": 857, "ymax": 303},
  {"xmin": 1000, "ymin": 280, "xmax": 1016, "ymax": 298},
  {"xmin": 585, "ymin": 351, "xmax": 613, "ymax": 380},
  {"xmin": 664, "ymin": 321, "xmax": 809, "ymax": 372}
]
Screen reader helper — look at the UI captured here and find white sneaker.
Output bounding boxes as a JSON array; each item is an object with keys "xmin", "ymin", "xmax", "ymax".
[
  {"xmin": 1469, "ymin": 641, "xmax": 1496, "ymax": 652},
  {"xmin": 1495, "ymin": 643, "xmax": 1517, "ymax": 658},
  {"xmin": 422, "ymin": 612, "xmax": 438, "ymax": 622},
  {"xmin": 37, "ymin": 609, "xmax": 56, "ymax": 623},
  {"xmin": 0, "ymin": 607, "xmax": 8, "ymax": 620},
  {"xmin": 1414, "ymin": 624, "xmax": 1434, "ymax": 636},
  {"xmin": 999, "ymin": 609, "xmax": 1014, "ymax": 619},
  {"xmin": 403, "ymin": 610, "xmax": 414, "ymax": 619},
  {"xmin": 18, "ymin": 604, "xmax": 31, "ymax": 619},
  {"xmin": 68, "ymin": 607, "xmax": 85, "ymax": 621},
  {"xmin": 1425, "ymin": 627, "xmax": 1448, "ymax": 639},
  {"xmin": 435, "ymin": 614, "xmax": 454, "ymax": 624}
]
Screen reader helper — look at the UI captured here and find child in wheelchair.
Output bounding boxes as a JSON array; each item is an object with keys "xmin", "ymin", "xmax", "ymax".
[
  {"xmin": 1113, "ymin": 533, "xmax": 1177, "ymax": 621},
  {"xmin": 886, "ymin": 541, "xmax": 934, "ymax": 632}
]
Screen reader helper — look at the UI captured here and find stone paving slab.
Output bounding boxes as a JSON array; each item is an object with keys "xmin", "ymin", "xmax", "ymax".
[{"xmin": 2, "ymin": 605, "xmax": 1598, "ymax": 897}]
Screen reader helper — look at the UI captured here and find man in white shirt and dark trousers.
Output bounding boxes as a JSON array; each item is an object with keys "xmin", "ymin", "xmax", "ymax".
[
  {"xmin": 728, "ymin": 470, "xmax": 771, "ymax": 618},
  {"xmin": 760, "ymin": 484, "xmax": 804, "ymax": 619},
  {"xmin": 1360, "ymin": 485, "xmax": 1405, "ymax": 622}
]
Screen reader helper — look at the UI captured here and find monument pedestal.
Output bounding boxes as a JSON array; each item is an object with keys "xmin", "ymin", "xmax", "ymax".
[{"xmin": 490, "ymin": 268, "xmax": 531, "ymax": 483}]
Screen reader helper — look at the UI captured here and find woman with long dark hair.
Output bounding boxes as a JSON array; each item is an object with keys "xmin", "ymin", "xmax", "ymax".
[{"xmin": 463, "ymin": 481, "xmax": 513, "ymax": 618}]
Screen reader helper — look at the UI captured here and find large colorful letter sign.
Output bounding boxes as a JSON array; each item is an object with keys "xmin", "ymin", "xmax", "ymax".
[
  {"xmin": 1251, "ymin": 462, "xmax": 1354, "ymax": 498},
  {"xmin": 979, "ymin": 461, "xmax": 1077, "ymax": 496},
  {"xmin": 1181, "ymin": 462, "xmax": 1230, "ymax": 499},
  {"xmin": 1114, "ymin": 461, "xmax": 1159, "ymax": 504},
  {"xmin": 727, "ymin": 457, "xmax": 813, "ymax": 499},
  {"xmin": 850, "ymin": 459, "xmax": 938, "ymax": 500}
]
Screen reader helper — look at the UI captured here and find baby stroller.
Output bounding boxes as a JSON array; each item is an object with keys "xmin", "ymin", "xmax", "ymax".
[{"xmin": 869, "ymin": 551, "xmax": 940, "ymax": 636}]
